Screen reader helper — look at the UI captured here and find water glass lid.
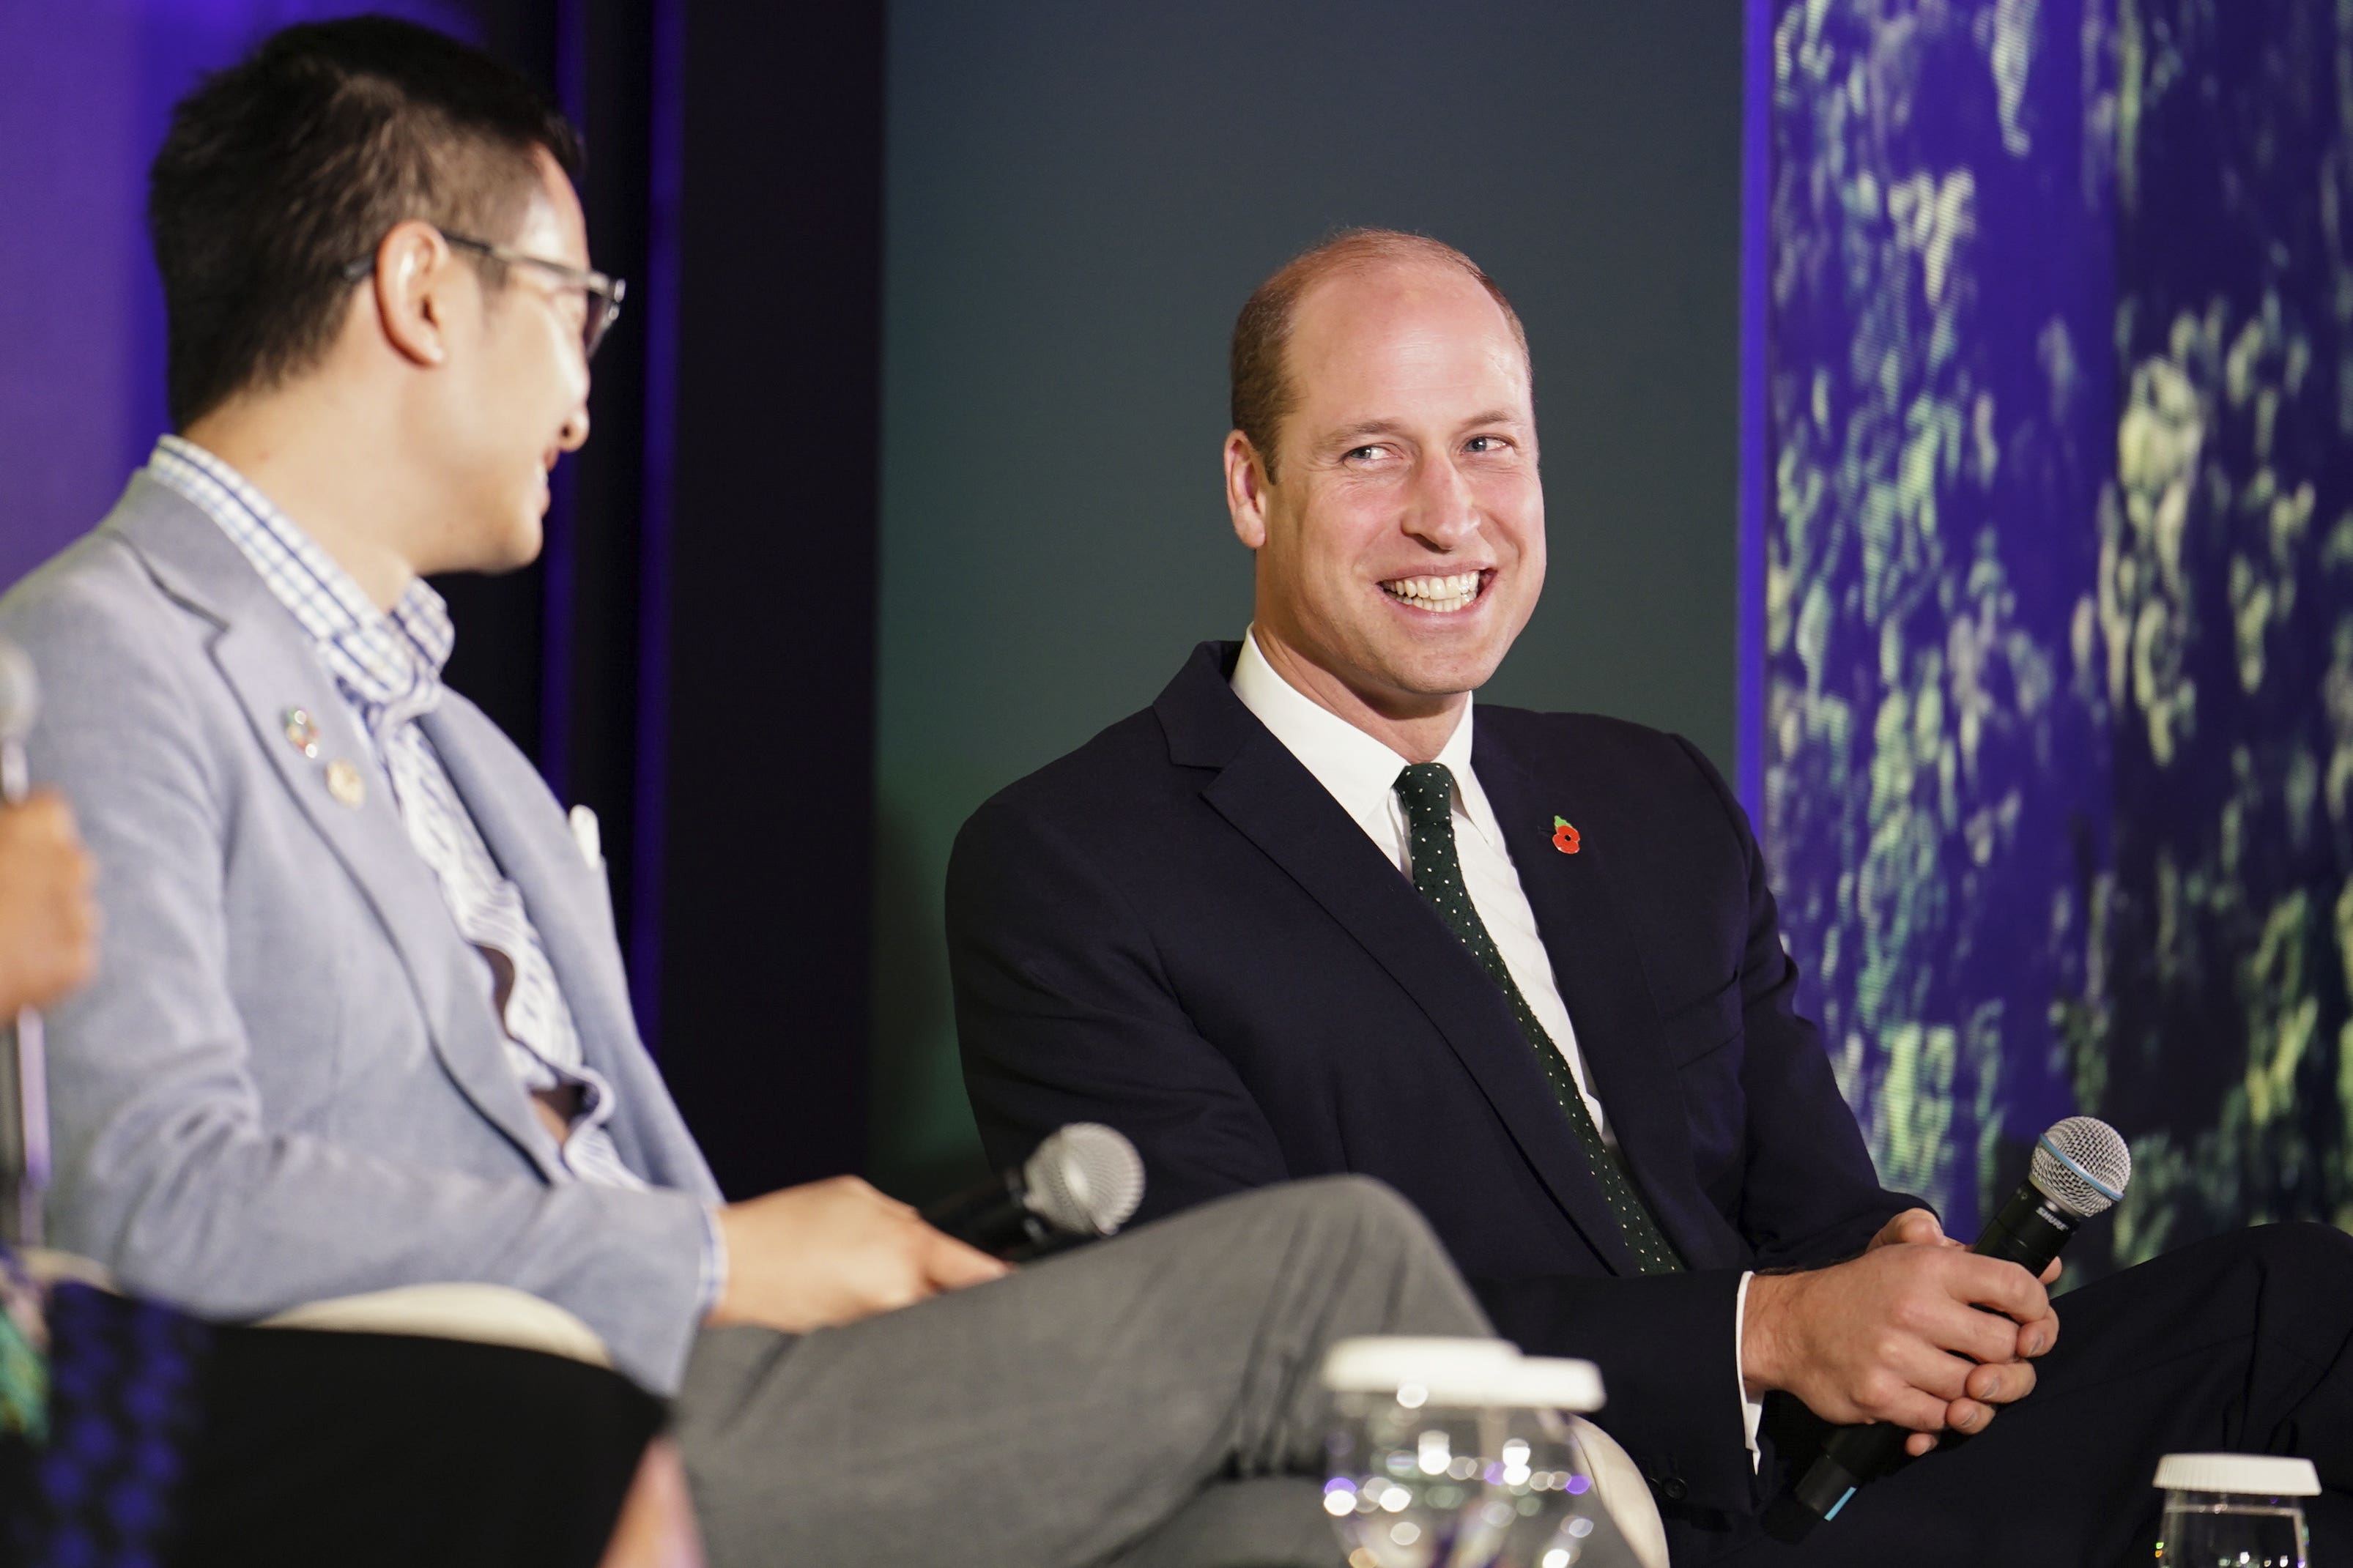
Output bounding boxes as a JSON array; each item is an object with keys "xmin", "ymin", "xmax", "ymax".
[
  {"xmin": 1322, "ymin": 1336, "xmax": 1604, "ymax": 1411},
  {"xmin": 2154, "ymin": 1453, "xmax": 2321, "ymax": 1497}
]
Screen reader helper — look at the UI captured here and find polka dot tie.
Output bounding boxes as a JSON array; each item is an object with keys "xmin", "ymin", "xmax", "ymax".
[{"xmin": 1394, "ymin": 763, "xmax": 1683, "ymax": 1275}]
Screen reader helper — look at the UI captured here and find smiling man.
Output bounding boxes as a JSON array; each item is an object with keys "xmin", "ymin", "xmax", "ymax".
[{"xmin": 949, "ymin": 230, "xmax": 2353, "ymax": 1565}]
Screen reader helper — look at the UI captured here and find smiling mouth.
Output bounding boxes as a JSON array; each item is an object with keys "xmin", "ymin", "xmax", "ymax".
[{"xmin": 1381, "ymin": 571, "xmax": 1489, "ymax": 614}]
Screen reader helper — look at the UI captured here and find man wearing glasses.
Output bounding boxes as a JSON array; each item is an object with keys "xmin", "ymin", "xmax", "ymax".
[{"xmin": 0, "ymin": 18, "xmax": 1517, "ymax": 1567}]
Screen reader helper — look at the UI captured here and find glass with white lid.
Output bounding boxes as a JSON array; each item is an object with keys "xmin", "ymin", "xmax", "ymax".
[
  {"xmin": 1322, "ymin": 1336, "xmax": 1609, "ymax": 1568},
  {"xmin": 2154, "ymin": 1452, "xmax": 2319, "ymax": 1568}
]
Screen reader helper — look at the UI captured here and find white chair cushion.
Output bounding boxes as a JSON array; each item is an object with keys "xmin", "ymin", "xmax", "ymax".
[
  {"xmin": 259, "ymin": 1282, "xmax": 612, "ymax": 1369},
  {"xmin": 1571, "ymin": 1416, "xmax": 1671, "ymax": 1568}
]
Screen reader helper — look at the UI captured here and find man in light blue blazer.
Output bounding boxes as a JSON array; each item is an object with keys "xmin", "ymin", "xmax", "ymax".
[{"xmin": 0, "ymin": 20, "xmax": 1515, "ymax": 1567}]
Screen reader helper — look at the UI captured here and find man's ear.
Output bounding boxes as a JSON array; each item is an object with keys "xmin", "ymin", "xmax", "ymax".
[
  {"xmin": 368, "ymin": 220, "xmax": 459, "ymax": 368},
  {"xmin": 1224, "ymin": 431, "xmax": 1273, "ymax": 550}
]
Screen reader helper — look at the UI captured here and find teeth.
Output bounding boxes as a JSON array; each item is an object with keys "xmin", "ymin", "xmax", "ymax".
[{"xmin": 1383, "ymin": 572, "xmax": 1483, "ymax": 613}]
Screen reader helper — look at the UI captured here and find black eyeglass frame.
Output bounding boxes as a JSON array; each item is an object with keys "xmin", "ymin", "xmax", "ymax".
[{"xmin": 340, "ymin": 229, "xmax": 626, "ymax": 360}]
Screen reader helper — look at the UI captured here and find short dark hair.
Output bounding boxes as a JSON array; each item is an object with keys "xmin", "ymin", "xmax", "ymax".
[
  {"xmin": 149, "ymin": 15, "xmax": 582, "ymax": 429},
  {"xmin": 1229, "ymin": 229, "xmax": 1529, "ymax": 482}
]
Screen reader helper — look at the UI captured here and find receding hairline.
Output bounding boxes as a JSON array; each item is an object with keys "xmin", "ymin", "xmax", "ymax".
[
  {"xmin": 1228, "ymin": 228, "xmax": 1530, "ymax": 480},
  {"xmin": 1286, "ymin": 257, "xmax": 1529, "ymax": 368}
]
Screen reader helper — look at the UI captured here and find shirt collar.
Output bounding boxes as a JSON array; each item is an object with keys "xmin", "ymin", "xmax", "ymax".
[
  {"xmin": 146, "ymin": 435, "xmax": 453, "ymax": 724},
  {"xmin": 1229, "ymin": 627, "xmax": 1500, "ymax": 849}
]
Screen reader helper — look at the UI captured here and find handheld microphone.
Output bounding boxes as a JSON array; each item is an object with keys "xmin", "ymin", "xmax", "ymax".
[
  {"xmin": 922, "ymin": 1123, "xmax": 1145, "ymax": 1261},
  {"xmin": 0, "ymin": 639, "xmax": 50, "ymax": 1249},
  {"xmin": 1794, "ymin": 1117, "xmax": 2131, "ymax": 1520}
]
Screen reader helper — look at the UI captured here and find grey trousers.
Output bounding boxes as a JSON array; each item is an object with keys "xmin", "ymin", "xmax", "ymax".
[{"xmin": 671, "ymin": 1176, "xmax": 1587, "ymax": 1568}]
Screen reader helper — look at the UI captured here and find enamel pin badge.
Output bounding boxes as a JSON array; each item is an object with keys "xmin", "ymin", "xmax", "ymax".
[
  {"xmin": 325, "ymin": 758, "xmax": 367, "ymax": 809},
  {"xmin": 281, "ymin": 707, "xmax": 320, "ymax": 759},
  {"xmin": 1551, "ymin": 816, "xmax": 1580, "ymax": 855}
]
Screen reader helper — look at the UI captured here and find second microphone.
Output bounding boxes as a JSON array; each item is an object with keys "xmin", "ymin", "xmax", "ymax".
[{"xmin": 922, "ymin": 1123, "xmax": 1146, "ymax": 1261}]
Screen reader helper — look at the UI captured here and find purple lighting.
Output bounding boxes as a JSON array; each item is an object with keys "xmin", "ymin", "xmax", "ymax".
[{"xmin": 0, "ymin": 0, "xmax": 481, "ymax": 598}]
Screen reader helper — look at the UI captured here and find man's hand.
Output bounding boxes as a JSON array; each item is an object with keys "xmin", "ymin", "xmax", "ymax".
[
  {"xmin": 0, "ymin": 793, "xmax": 100, "ymax": 1016},
  {"xmin": 1869, "ymin": 1206, "xmax": 2064, "ymax": 1285},
  {"xmin": 706, "ymin": 1175, "xmax": 1011, "ymax": 1334},
  {"xmin": 1867, "ymin": 1208, "xmax": 1954, "ymax": 1252},
  {"xmin": 1744, "ymin": 1227, "xmax": 2059, "ymax": 1457}
]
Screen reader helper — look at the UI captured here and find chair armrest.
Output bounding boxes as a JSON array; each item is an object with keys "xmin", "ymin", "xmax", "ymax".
[
  {"xmin": 1571, "ymin": 1416, "xmax": 1670, "ymax": 1568},
  {"xmin": 20, "ymin": 1248, "xmax": 117, "ymax": 1292},
  {"xmin": 259, "ymin": 1283, "xmax": 614, "ymax": 1370}
]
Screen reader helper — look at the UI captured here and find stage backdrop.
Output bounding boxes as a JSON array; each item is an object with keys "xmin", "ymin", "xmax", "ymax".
[{"xmin": 1763, "ymin": 0, "xmax": 2353, "ymax": 1264}]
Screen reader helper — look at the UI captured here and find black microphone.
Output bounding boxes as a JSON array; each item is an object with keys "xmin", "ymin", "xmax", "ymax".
[
  {"xmin": 922, "ymin": 1123, "xmax": 1145, "ymax": 1260},
  {"xmin": 1793, "ymin": 1116, "xmax": 2131, "ymax": 1520},
  {"xmin": 0, "ymin": 638, "xmax": 50, "ymax": 1249}
]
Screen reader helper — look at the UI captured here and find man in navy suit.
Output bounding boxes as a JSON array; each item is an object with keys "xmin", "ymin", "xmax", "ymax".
[{"xmin": 949, "ymin": 230, "xmax": 2353, "ymax": 1564}]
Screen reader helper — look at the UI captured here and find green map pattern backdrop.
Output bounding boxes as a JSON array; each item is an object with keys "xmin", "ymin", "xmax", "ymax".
[{"xmin": 1766, "ymin": 0, "xmax": 2353, "ymax": 1266}]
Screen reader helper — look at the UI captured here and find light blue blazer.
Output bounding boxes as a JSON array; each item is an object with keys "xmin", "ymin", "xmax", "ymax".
[{"xmin": 0, "ymin": 474, "xmax": 722, "ymax": 1394}]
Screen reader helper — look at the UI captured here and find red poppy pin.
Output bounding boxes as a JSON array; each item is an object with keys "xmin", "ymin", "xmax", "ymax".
[{"xmin": 1551, "ymin": 816, "xmax": 1581, "ymax": 855}]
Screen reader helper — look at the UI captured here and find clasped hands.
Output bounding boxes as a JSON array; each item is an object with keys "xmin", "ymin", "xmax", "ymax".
[{"xmin": 1742, "ymin": 1209, "xmax": 2061, "ymax": 1457}]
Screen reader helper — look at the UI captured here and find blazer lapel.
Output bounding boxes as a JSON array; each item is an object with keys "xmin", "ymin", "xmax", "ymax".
[
  {"xmin": 1159, "ymin": 645, "xmax": 1642, "ymax": 1274},
  {"xmin": 110, "ymin": 492, "xmax": 556, "ymax": 1177},
  {"xmin": 207, "ymin": 622, "xmax": 558, "ymax": 1174},
  {"xmin": 419, "ymin": 702, "xmax": 719, "ymax": 1198},
  {"xmin": 1471, "ymin": 732, "xmax": 1742, "ymax": 1270}
]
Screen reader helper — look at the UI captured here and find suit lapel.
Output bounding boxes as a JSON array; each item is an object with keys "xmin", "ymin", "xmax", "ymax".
[
  {"xmin": 1471, "ymin": 732, "xmax": 1738, "ymax": 1270},
  {"xmin": 206, "ymin": 620, "xmax": 557, "ymax": 1175},
  {"xmin": 108, "ymin": 491, "xmax": 556, "ymax": 1177},
  {"xmin": 1160, "ymin": 646, "xmax": 1640, "ymax": 1274},
  {"xmin": 419, "ymin": 702, "xmax": 719, "ymax": 1197}
]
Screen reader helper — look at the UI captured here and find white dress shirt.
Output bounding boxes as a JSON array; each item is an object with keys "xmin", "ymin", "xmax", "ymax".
[
  {"xmin": 1229, "ymin": 630, "xmax": 1614, "ymax": 1140},
  {"xmin": 1230, "ymin": 627, "xmax": 1765, "ymax": 1466}
]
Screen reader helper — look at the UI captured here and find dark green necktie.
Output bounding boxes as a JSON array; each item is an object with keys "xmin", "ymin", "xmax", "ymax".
[{"xmin": 1394, "ymin": 762, "xmax": 1683, "ymax": 1274}]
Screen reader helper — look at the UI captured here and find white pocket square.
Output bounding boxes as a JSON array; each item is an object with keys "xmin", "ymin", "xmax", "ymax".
[{"xmin": 568, "ymin": 804, "xmax": 602, "ymax": 869}]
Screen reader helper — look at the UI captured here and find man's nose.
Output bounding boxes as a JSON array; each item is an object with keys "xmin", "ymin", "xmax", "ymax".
[
  {"xmin": 559, "ymin": 405, "xmax": 590, "ymax": 453},
  {"xmin": 1403, "ymin": 455, "xmax": 1479, "ymax": 546}
]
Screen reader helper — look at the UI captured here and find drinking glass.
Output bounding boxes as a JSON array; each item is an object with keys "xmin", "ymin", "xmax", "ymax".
[
  {"xmin": 1323, "ymin": 1337, "xmax": 1609, "ymax": 1568},
  {"xmin": 2157, "ymin": 1498, "xmax": 2307, "ymax": 1568},
  {"xmin": 2153, "ymin": 1452, "xmax": 2316, "ymax": 1568}
]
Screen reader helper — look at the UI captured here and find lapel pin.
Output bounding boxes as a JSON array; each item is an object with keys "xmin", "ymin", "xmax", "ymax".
[
  {"xmin": 281, "ymin": 707, "xmax": 320, "ymax": 759},
  {"xmin": 1551, "ymin": 816, "xmax": 1581, "ymax": 855},
  {"xmin": 325, "ymin": 758, "xmax": 367, "ymax": 809}
]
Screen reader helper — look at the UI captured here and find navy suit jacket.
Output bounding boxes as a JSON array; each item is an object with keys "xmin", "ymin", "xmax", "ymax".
[{"xmin": 949, "ymin": 642, "xmax": 1914, "ymax": 1529}]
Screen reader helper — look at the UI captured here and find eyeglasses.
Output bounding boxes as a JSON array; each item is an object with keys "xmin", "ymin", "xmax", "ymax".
[{"xmin": 341, "ymin": 230, "xmax": 627, "ymax": 360}]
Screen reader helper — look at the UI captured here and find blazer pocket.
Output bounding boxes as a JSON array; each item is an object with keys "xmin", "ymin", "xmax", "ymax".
[{"xmin": 1657, "ymin": 970, "xmax": 1744, "ymax": 1067}]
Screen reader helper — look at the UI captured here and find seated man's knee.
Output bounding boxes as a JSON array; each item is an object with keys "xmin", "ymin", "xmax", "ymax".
[{"xmin": 1269, "ymin": 1174, "xmax": 1437, "ymax": 1249}]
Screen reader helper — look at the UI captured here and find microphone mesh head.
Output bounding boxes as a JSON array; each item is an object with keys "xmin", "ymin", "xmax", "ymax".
[
  {"xmin": 2030, "ymin": 1116, "xmax": 2130, "ymax": 1219},
  {"xmin": 1023, "ymin": 1123, "xmax": 1145, "ymax": 1238},
  {"xmin": 0, "ymin": 639, "xmax": 36, "ymax": 743}
]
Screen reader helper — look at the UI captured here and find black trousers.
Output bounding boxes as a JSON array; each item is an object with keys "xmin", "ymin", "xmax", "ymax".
[
  {"xmin": 5, "ymin": 1285, "xmax": 662, "ymax": 1568},
  {"xmin": 1708, "ymin": 1223, "xmax": 2353, "ymax": 1567}
]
